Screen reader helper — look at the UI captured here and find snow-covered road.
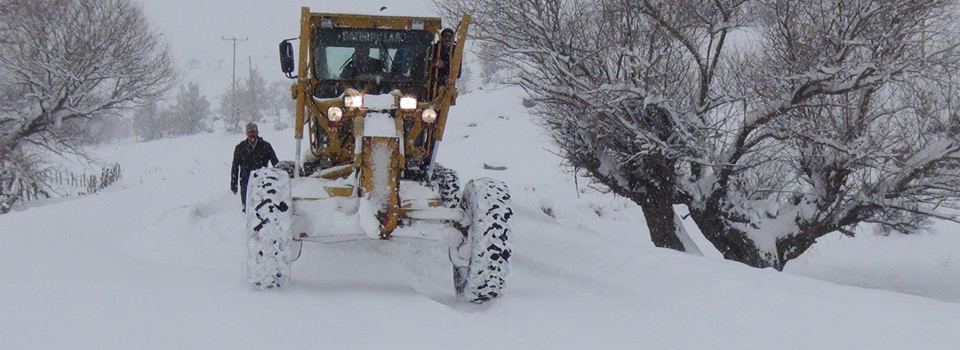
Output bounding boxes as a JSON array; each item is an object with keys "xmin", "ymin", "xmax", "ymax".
[{"xmin": 3, "ymin": 87, "xmax": 959, "ymax": 349}]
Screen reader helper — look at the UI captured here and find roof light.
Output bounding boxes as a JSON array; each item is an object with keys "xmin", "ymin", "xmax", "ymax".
[
  {"xmin": 320, "ymin": 17, "xmax": 333, "ymax": 28},
  {"xmin": 411, "ymin": 19, "xmax": 424, "ymax": 30}
]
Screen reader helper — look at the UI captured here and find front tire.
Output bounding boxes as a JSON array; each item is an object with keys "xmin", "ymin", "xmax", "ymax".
[
  {"xmin": 245, "ymin": 168, "xmax": 293, "ymax": 289},
  {"xmin": 453, "ymin": 178, "xmax": 512, "ymax": 303}
]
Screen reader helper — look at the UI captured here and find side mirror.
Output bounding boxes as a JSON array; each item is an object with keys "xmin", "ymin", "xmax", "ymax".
[{"xmin": 279, "ymin": 40, "xmax": 296, "ymax": 78}]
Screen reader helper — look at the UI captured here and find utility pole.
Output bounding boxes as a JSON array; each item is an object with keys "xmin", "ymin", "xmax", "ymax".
[
  {"xmin": 248, "ymin": 55, "xmax": 256, "ymax": 122},
  {"xmin": 222, "ymin": 36, "xmax": 247, "ymax": 128}
]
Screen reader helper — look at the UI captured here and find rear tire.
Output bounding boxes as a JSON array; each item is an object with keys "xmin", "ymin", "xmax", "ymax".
[
  {"xmin": 453, "ymin": 178, "xmax": 512, "ymax": 303},
  {"xmin": 245, "ymin": 168, "xmax": 294, "ymax": 289},
  {"xmin": 275, "ymin": 160, "xmax": 297, "ymax": 178},
  {"xmin": 430, "ymin": 163, "xmax": 460, "ymax": 209}
]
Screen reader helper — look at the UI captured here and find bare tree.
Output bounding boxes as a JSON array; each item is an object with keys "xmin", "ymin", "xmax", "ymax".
[
  {"xmin": 0, "ymin": 0, "xmax": 178, "ymax": 212},
  {"xmin": 689, "ymin": 0, "xmax": 960, "ymax": 269},
  {"xmin": 435, "ymin": 0, "xmax": 734, "ymax": 253},
  {"xmin": 437, "ymin": 0, "xmax": 960, "ymax": 269}
]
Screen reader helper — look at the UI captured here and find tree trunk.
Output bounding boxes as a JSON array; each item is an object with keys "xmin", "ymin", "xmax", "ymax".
[
  {"xmin": 775, "ymin": 231, "xmax": 819, "ymax": 267},
  {"xmin": 777, "ymin": 221, "xmax": 848, "ymax": 269},
  {"xmin": 688, "ymin": 200, "xmax": 847, "ymax": 270},
  {"xmin": 689, "ymin": 201, "xmax": 781, "ymax": 270},
  {"xmin": 620, "ymin": 152, "xmax": 687, "ymax": 252},
  {"xmin": 577, "ymin": 151, "xmax": 688, "ymax": 253},
  {"xmin": 638, "ymin": 184, "xmax": 685, "ymax": 251}
]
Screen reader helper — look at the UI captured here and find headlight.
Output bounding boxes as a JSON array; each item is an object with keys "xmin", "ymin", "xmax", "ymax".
[
  {"xmin": 327, "ymin": 106, "xmax": 343, "ymax": 122},
  {"xmin": 344, "ymin": 94, "xmax": 363, "ymax": 109},
  {"xmin": 421, "ymin": 108, "xmax": 437, "ymax": 123},
  {"xmin": 399, "ymin": 96, "xmax": 417, "ymax": 110}
]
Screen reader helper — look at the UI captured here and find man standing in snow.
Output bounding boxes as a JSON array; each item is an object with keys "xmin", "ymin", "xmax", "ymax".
[{"xmin": 231, "ymin": 123, "xmax": 279, "ymax": 210}]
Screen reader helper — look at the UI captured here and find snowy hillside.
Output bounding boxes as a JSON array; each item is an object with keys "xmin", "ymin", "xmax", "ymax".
[{"xmin": 2, "ymin": 87, "xmax": 959, "ymax": 349}]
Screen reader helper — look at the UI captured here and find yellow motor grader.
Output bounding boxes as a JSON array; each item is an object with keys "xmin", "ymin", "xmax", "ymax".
[{"xmin": 244, "ymin": 7, "xmax": 512, "ymax": 303}]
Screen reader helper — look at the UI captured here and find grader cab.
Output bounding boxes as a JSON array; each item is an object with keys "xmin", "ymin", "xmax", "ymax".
[{"xmin": 243, "ymin": 8, "xmax": 512, "ymax": 303}]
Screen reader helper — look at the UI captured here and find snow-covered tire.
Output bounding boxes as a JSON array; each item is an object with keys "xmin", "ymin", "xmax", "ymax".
[
  {"xmin": 430, "ymin": 163, "xmax": 460, "ymax": 209},
  {"xmin": 453, "ymin": 178, "xmax": 512, "ymax": 303},
  {"xmin": 245, "ymin": 168, "xmax": 294, "ymax": 289}
]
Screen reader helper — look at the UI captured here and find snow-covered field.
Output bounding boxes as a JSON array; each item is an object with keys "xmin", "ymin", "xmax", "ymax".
[
  {"xmin": 4, "ymin": 0, "xmax": 960, "ymax": 347},
  {"xmin": 2, "ymin": 87, "xmax": 959, "ymax": 349}
]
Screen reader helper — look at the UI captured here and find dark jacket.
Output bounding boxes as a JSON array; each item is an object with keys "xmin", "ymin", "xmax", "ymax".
[
  {"xmin": 432, "ymin": 42, "xmax": 461, "ymax": 85},
  {"xmin": 231, "ymin": 137, "xmax": 279, "ymax": 191}
]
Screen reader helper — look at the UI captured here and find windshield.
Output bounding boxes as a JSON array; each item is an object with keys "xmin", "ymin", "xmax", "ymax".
[{"xmin": 313, "ymin": 28, "xmax": 433, "ymax": 83}]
